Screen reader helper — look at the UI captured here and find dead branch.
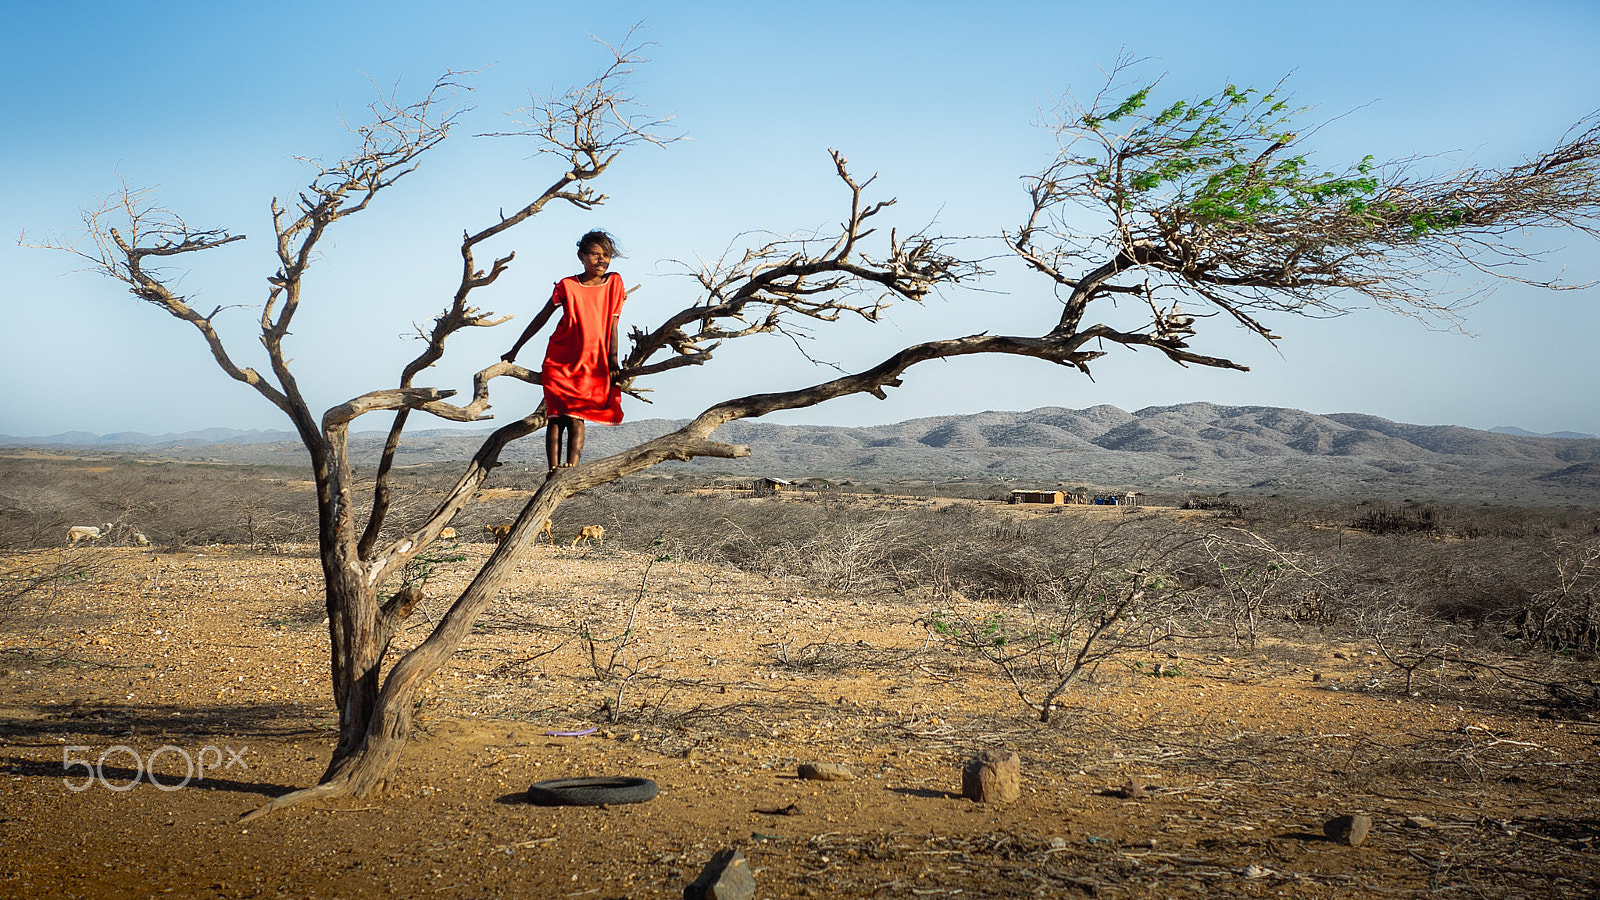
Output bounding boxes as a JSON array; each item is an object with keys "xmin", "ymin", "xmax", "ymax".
[{"xmin": 617, "ymin": 151, "xmax": 981, "ymax": 387}]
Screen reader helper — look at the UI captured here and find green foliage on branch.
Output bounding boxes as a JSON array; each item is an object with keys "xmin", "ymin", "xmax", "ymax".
[{"xmin": 1091, "ymin": 83, "xmax": 1392, "ymax": 229}]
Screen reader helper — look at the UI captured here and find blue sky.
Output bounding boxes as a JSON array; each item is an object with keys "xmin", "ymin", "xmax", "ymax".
[{"xmin": 5, "ymin": 0, "xmax": 1599, "ymax": 438}]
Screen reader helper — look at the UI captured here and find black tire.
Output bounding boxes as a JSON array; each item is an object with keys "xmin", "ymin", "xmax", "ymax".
[{"xmin": 526, "ymin": 776, "xmax": 659, "ymax": 806}]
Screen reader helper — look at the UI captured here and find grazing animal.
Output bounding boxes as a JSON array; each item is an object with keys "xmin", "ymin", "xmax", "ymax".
[
  {"xmin": 68, "ymin": 524, "xmax": 113, "ymax": 545},
  {"xmin": 571, "ymin": 525, "xmax": 605, "ymax": 548},
  {"xmin": 132, "ymin": 531, "xmax": 151, "ymax": 547},
  {"xmin": 484, "ymin": 521, "xmax": 553, "ymax": 544},
  {"xmin": 439, "ymin": 527, "xmax": 457, "ymax": 540}
]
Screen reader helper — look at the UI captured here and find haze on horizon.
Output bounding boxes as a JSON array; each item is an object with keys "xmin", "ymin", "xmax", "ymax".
[{"xmin": 5, "ymin": 1, "xmax": 1599, "ymax": 439}]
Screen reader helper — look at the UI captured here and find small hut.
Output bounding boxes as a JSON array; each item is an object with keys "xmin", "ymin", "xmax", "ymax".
[
  {"xmin": 1009, "ymin": 489, "xmax": 1065, "ymax": 505},
  {"xmin": 751, "ymin": 477, "xmax": 794, "ymax": 496}
]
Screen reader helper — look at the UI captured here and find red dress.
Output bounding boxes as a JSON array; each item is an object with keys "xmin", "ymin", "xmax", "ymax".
[{"xmin": 541, "ymin": 273, "xmax": 625, "ymax": 424}]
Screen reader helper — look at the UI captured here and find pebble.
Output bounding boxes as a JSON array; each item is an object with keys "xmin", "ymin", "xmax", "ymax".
[
  {"xmin": 797, "ymin": 762, "xmax": 854, "ymax": 782},
  {"xmin": 1108, "ymin": 779, "xmax": 1149, "ymax": 800},
  {"xmin": 1403, "ymin": 815, "xmax": 1437, "ymax": 829}
]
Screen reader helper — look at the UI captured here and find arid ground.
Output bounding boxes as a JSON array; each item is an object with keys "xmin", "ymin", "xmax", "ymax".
[{"xmin": 3, "ymin": 514, "xmax": 1598, "ymax": 899}]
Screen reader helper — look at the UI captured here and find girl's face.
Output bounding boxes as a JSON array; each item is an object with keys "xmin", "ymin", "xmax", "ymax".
[{"xmin": 579, "ymin": 244, "xmax": 611, "ymax": 280}]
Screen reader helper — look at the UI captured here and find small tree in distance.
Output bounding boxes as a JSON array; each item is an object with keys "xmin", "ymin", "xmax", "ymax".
[{"xmin": 32, "ymin": 41, "xmax": 1600, "ymax": 818}]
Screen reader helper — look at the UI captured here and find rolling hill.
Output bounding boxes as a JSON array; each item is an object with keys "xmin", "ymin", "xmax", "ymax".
[{"xmin": 7, "ymin": 404, "xmax": 1600, "ymax": 504}]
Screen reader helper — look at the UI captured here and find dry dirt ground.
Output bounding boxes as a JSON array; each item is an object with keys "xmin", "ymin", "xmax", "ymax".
[{"xmin": 2, "ymin": 539, "xmax": 1598, "ymax": 899}]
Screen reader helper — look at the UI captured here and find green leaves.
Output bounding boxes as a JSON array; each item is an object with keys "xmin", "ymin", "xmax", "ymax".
[
  {"xmin": 1061, "ymin": 77, "xmax": 1488, "ymax": 250},
  {"xmin": 1082, "ymin": 86, "xmax": 1151, "ymax": 129}
]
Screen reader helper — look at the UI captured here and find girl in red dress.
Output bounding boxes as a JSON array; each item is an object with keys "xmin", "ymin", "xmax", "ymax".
[{"xmin": 501, "ymin": 230, "xmax": 626, "ymax": 474}]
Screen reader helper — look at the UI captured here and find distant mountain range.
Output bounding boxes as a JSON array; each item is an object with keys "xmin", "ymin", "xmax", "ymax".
[
  {"xmin": 6, "ymin": 404, "xmax": 1600, "ymax": 504},
  {"xmin": 1488, "ymin": 425, "xmax": 1600, "ymax": 441}
]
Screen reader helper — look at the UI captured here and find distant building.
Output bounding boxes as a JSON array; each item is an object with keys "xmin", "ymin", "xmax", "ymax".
[
  {"xmin": 1090, "ymin": 491, "xmax": 1144, "ymax": 506},
  {"xmin": 1009, "ymin": 489, "xmax": 1065, "ymax": 505},
  {"xmin": 751, "ymin": 477, "xmax": 794, "ymax": 495}
]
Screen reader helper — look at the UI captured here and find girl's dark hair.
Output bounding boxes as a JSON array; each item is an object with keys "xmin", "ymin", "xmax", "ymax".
[{"xmin": 576, "ymin": 230, "xmax": 620, "ymax": 258}]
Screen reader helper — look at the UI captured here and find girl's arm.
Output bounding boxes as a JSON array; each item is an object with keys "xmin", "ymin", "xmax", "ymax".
[
  {"xmin": 609, "ymin": 312, "xmax": 622, "ymax": 383},
  {"xmin": 502, "ymin": 298, "xmax": 559, "ymax": 362}
]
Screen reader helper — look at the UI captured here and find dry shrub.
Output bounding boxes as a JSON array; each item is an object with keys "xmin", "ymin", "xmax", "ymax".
[
  {"xmin": 1504, "ymin": 539, "xmax": 1600, "ymax": 653},
  {"xmin": 0, "ymin": 541, "xmax": 109, "ymax": 630},
  {"xmin": 0, "ymin": 457, "xmax": 313, "ymax": 549}
]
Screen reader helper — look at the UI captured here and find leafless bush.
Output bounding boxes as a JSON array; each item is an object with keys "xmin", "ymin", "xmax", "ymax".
[
  {"xmin": 1504, "ymin": 539, "xmax": 1600, "ymax": 653},
  {"xmin": 567, "ymin": 554, "xmax": 667, "ymax": 723},
  {"xmin": 1353, "ymin": 505, "xmax": 1440, "ymax": 535},
  {"xmin": 1193, "ymin": 530, "xmax": 1326, "ymax": 649},
  {"xmin": 926, "ymin": 520, "xmax": 1204, "ymax": 722},
  {"xmin": 0, "ymin": 544, "xmax": 108, "ymax": 629}
]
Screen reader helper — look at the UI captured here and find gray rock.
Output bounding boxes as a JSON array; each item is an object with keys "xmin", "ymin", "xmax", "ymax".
[
  {"xmin": 1403, "ymin": 815, "xmax": 1437, "ymax": 829},
  {"xmin": 797, "ymin": 762, "xmax": 854, "ymax": 781},
  {"xmin": 684, "ymin": 847, "xmax": 755, "ymax": 900},
  {"xmin": 1108, "ymin": 779, "xmax": 1149, "ymax": 800},
  {"xmin": 1324, "ymin": 814, "xmax": 1374, "ymax": 846},
  {"xmin": 962, "ymin": 748, "xmax": 1021, "ymax": 803}
]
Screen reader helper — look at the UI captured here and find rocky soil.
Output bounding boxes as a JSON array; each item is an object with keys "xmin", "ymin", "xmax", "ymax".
[{"xmin": 3, "ymin": 539, "xmax": 1598, "ymax": 899}]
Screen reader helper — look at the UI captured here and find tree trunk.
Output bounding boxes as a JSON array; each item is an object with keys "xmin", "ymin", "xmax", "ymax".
[
  {"xmin": 321, "ymin": 555, "xmax": 387, "ymax": 776},
  {"xmin": 242, "ymin": 485, "xmax": 564, "ymax": 820}
]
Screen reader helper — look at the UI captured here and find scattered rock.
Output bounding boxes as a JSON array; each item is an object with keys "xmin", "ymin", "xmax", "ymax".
[
  {"xmin": 1048, "ymin": 837, "xmax": 1068, "ymax": 850},
  {"xmin": 961, "ymin": 748, "xmax": 1021, "ymax": 803},
  {"xmin": 1107, "ymin": 779, "xmax": 1150, "ymax": 800},
  {"xmin": 1403, "ymin": 815, "xmax": 1437, "ymax": 829},
  {"xmin": 1333, "ymin": 651, "xmax": 1349, "ymax": 659},
  {"xmin": 1242, "ymin": 864, "xmax": 1269, "ymax": 878},
  {"xmin": 684, "ymin": 847, "xmax": 756, "ymax": 900},
  {"xmin": 755, "ymin": 803, "xmax": 803, "ymax": 816},
  {"xmin": 797, "ymin": 762, "xmax": 853, "ymax": 782},
  {"xmin": 1311, "ymin": 672, "xmax": 1323, "ymax": 682},
  {"xmin": 1324, "ymin": 814, "xmax": 1374, "ymax": 846}
]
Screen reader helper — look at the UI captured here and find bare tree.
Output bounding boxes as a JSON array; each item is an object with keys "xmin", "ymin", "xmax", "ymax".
[{"xmin": 32, "ymin": 49, "xmax": 1600, "ymax": 819}]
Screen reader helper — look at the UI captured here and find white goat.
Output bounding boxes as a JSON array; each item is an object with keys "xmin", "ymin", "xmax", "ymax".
[{"xmin": 68, "ymin": 523, "xmax": 113, "ymax": 545}]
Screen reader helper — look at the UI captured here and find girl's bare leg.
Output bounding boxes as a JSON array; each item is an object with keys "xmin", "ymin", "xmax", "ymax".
[
  {"xmin": 546, "ymin": 418, "xmax": 565, "ymax": 471},
  {"xmin": 567, "ymin": 418, "xmax": 586, "ymax": 466}
]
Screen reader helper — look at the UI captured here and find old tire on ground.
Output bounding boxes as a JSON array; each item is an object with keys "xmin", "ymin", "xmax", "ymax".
[{"xmin": 526, "ymin": 776, "xmax": 658, "ymax": 806}]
